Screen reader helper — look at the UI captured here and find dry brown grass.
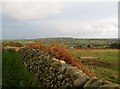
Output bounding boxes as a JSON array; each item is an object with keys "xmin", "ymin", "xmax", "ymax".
[{"xmin": 26, "ymin": 41, "xmax": 96, "ymax": 77}]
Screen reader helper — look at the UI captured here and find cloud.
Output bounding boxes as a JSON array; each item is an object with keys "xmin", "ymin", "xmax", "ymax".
[
  {"xmin": 1, "ymin": 0, "xmax": 119, "ymax": 2},
  {"xmin": 2, "ymin": 2, "xmax": 64, "ymax": 20},
  {"xmin": 92, "ymin": 18, "xmax": 118, "ymax": 37},
  {"xmin": 2, "ymin": 2, "xmax": 118, "ymax": 39},
  {"xmin": 40, "ymin": 17, "xmax": 118, "ymax": 38}
]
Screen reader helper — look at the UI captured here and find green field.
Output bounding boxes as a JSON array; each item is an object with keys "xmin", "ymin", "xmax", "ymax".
[
  {"xmin": 3, "ymin": 38, "xmax": 118, "ymax": 48},
  {"xmin": 75, "ymin": 49, "xmax": 119, "ymax": 84},
  {"xmin": 75, "ymin": 49, "xmax": 118, "ymax": 64},
  {"xmin": 2, "ymin": 49, "xmax": 41, "ymax": 87}
]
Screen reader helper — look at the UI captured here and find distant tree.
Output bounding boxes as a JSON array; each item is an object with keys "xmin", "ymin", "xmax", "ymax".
[
  {"xmin": 87, "ymin": 45, "xmax": 91, "ymax": 48},
  {"xmin": 109, "ymin": 43, "xmax": 120, "ymax": 49}
]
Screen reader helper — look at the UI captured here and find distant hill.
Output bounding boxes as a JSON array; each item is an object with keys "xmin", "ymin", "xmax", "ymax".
[
  {"xmin": 33, "ymin": 37, "xmax": 118, "ymax": 48},
  {"xmin": 2, "ymin": 37, "xmax": 118, "ymax": 48}
]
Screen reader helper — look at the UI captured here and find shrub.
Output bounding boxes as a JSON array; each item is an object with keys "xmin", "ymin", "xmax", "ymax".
[{"xmin": 109, "ymin": 42, "xmax": 120, "ymax": 49}]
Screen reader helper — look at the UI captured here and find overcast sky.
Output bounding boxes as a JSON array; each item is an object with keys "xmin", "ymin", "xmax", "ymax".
[{"xmin": 1, "ymin": 1, "xmax": 118, "ymax": 39}]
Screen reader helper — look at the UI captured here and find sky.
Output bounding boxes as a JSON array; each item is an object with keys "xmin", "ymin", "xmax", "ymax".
[{"xmin": 0, "ymin": 1, "xmax": 118, "ymax": 40}]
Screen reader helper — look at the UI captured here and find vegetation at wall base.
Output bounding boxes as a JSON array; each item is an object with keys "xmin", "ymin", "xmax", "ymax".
[{"xmin": 2, "ymin": 49, "xmax": 41, "ymax": 87}]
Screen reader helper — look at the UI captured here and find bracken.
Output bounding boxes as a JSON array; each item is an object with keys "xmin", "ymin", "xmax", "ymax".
[{"xmin": 26, "ymin": 41, "xmax": 96, "ymax": 77}]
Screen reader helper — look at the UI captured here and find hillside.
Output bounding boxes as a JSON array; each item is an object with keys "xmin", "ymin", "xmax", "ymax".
[{"xmin": 3, "ymin": 38, "xmax": 118, "ymax": 49}]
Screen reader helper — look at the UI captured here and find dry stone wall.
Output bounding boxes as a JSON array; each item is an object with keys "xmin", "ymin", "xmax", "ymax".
[{"xmin": 20, "ymin": 48, "xmax": 120, "ymax": 89}]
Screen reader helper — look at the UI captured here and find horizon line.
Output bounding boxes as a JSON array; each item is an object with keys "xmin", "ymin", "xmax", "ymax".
[{"xmin": 1, "ymin": 37, "xmax": 119, "ymax": 40}]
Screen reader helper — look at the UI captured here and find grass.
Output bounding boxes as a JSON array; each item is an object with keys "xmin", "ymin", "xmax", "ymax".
[
  {"xmin": 75, "ymin": 49, "xmax": 119, "ymax": 66},
  {"xmin": 2, "ymin": 49, "xmax": 41, "ymax": 87},
  {"xmin": 75, "ymin": 49, "xmax": 119, "ymax": 84},
  {"xmin": 93, "ymin": 67, "xmax": 119, "ymax": 84}
]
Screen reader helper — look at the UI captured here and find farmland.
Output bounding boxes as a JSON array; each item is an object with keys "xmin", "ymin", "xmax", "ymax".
[
  {"xmin": 75, "ymin": 49, "xmax": 119, "ymax": 84},
  {"xmin": 1, "ymin": 38, "xmax": 120, "ymax": 87},
  {"xmin": 3, "ymin": 38, "xmax": 118, "ymax": 48}
]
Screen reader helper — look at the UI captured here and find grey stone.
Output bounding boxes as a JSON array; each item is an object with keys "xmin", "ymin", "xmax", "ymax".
[
  {"xmin": 65, "ymin": 78, "xmax": 70, "ymax": 82},
  {"xmin": 61, "ymin": 63, "xmax": 68, "ymax": 71},
  {"xmin": 65, "ymin": 66, "xmax": 86, "ymax": 81},
  {"xmin": 65, "ymin": 65, "xmax": 78, "ymax": 75},
  {"xmin": 71, "ymin": 71, "xmax": 87, "ymax": 81},
  {"xmin": 98, "ymin": 84, "xmax": 120, "ymax": 89},
  {"xmin": 54, "ymin": 85, "xmax": 57, "ymax": 88},
  {"xmin": 50, "ymin": 67, "xmax": 53, "ymax": 71},
  {"xmin": 24, "ymin": 62, "xmax": 27, "ymax": 67},
  {"xmin": 73, "ymin": 75, "xmax": 89, "ymax": 87},
  {"xmin": 45, "ymin": 67, "xmax": 48, "ymax": 70},
  {"xmin": 57, "ymin": 71, "xmax": 61, "ymax": 75},
  {"xmin": 84, "ymin": 78, "xmax": 97, "ymax": 87},
  {"xmin": 84, "ymin": 78, "xmax": 103, "ymax": 89},
  {"xmin": 65, "ymin": 66, "xmax": 74, "ymax": 76},
  {"xmin": 56, "ymin": 81, "xmax": 61, "ymax": 86},
  {"xmin": 89, "ymin": 79, "xmax": 103, "ymax": 87},
  {"xmin": 57, "ymin": 74, "xmax": 63, "ymax": 81},
  {"xmin": 65, "ymin": 82, "xmax": 71, "ymax": 87},
  {"xmin": 51, "ymin": 84, "xmax": 54, "ymax": 87},
  {"xmin": 29, "ymin": 65, "xmax": 33, "ymax": 69},
  {"xmin": 54, "ymin": 77, "xmax": 57, "ymax": 82},
  {"xmin": 62, "ymin": 80, "xmax": 66, "ymax": 86},
  {"xmin": 52, "ymin": 74, "xmax": 55, "ymax": 77}
]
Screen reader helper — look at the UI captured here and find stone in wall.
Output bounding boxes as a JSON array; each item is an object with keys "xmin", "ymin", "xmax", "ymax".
[
  {"xmin": 20, "ymin": 48, "xmax": 120, "ymax": 89},
  {"xmin": 98, "ymin": 84, "xmax": 120, "ymax": 89},
  {"xmin": 20, "ymin": 48, "xmax": 74, "ymax": 88}
]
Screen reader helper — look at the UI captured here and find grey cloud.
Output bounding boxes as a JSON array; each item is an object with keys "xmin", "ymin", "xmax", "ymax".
[{"xmin": 2, "ymin": 2, "xmax": 118, "ymax": 39}]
